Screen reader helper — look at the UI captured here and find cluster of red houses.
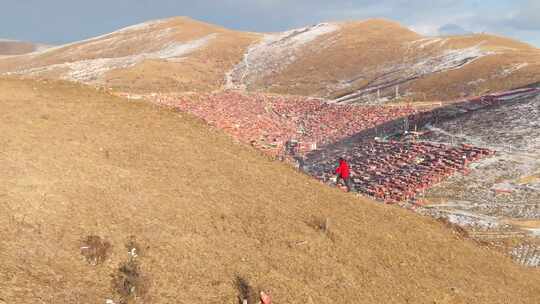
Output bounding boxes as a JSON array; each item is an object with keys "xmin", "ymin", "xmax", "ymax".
[
  {"xmin": 152, "ymin": 91, "xmax": 422, "ymax": 156},
  {"xmin": 138, "ymin": 88, "xmax": 537, "ymax": 202},
  {"xmin": 307, "ymin": 141, "xmax": 494, "ymax": 202}
]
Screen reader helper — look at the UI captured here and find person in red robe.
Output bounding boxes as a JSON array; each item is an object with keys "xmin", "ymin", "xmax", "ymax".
[{"xmin": 335, "ymin": 157, "xmax": 353, "ymax": 192}]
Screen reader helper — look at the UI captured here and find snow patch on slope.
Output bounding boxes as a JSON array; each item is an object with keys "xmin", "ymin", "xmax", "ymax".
[
  {"xmin": 499, "ymin": 63, "xmax": 529, "ymax": 77},
  {"xmin": 413, "ymin": 44, "xmax": 492, "ymax": 74},
  {"xmin": 34, "ymin": 44, "xmax": 53, "ymax": 52},
  {"xmin": 511, "ymin": 244, "xmax": 540, "ymax": 267},
  {"xmin": 411, "ymin": 38, "xmax": 448, "ymax": 49},
  {"xmin": 6, "ymin": 34, "xmax": 215, "ymax": 82},
  {"xmin": 333, "ymin": 44, "xmax": 494, "ymax": 103},
  {"xmin": 225, "ymin": 23, "xmax": 339, "ymax": 89}
]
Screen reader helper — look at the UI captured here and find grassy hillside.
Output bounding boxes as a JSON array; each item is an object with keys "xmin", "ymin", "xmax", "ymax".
[
  {"xmin": 0, "ymin": 17, "xmax": 258, "ymax": 93},
  {"xmin": 1, "ymin": 77, "xmax": 539, "ymax": 303},
  {"xmin": 257, "ymin": 20, "xmax": 540, "ymax": 101},
  {"xmin": 1, "ymin": 17, "xmax": 539, "ymax": 102},
  {"xmin": 0, "ymin": 40, "xmax": 41, "ymax": 56}
]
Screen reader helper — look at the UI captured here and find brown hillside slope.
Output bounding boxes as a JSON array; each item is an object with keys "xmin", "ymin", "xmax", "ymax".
[
  {"xmin": 0, "ymin": 40, "xmax": 36, "ymax": 55},
  {"xmin": 103, "ymin": 18, "xmax": 259, "ymax": 93},
  {"xmin": 242, "ymin": 20, "xmax": 540, "ymax": 102},
  {"xmin": 234, "ymin": 19, "xmax": 422, "ymax": 96},
  {"xmin": 0, "ymin": 40, "xmax": 51, "ymax": 56},
  {"xmin": 407, "ymin": 34, "xmax": 540, "ymax": 100},
  {"xmin": 1, "ymin": 78, "xmax": 539, "ymax": 303},
  {"xmin": 0, "ymin": 17, "xmax": 258, "ymax": 93},
  {"xmin": 1, "ymin": 18, "xmax": 539, "ymax": 101}
]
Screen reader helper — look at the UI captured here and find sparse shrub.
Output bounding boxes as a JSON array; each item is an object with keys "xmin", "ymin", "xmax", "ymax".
[
  {"xmin": 125, "ymin": 236, "xmax": 142, "ymax": 259},
  {"xmin": 438, "ymin": 217, "xmax": 469, "ymax": 239},
  {"xmin": 308, "ymin": 217, "xmax": 330, "ymax": 234},
  {"xmin": 234, "ymin": 275, "xmax": 256, "ymax": 304},
  {"xmin": 80, "ymin": 235, "xmax": 111, "ymax": 266},
  {"xmin": 307, "ymin": 217, "xmax": 336, "ymax": 241},
  {"xmin": 111, "ymin": 259, "xmax": 148, "ymax": 304}
]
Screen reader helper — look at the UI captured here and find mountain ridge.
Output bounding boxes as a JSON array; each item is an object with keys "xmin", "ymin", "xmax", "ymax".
[
  {"xmin": 0, "ymin": 16, "xmax": 538, "ymax": 102},
  {"xmin": 0, "ymin": 39, "xmax": 51, "ymax": 56}
]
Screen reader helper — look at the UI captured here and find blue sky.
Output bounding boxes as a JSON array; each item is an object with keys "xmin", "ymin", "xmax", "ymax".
[{"xmin": 1, "ymin": 0, "xmax": 539, "ymax": 47}]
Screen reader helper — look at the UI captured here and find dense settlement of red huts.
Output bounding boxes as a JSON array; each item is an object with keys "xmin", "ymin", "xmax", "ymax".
[
  {"xmin": 154, "ymin": 91, "xmax": 421, "ymax": 154},
  {"xmin": 126, "ymin": 89, "xmax": 537, "ymax": 202}
]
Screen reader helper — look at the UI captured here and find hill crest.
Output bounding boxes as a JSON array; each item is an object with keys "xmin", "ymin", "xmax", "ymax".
[
  {"xmin": 0, "ymin": 39, "xmax": 51, "ymax": 56},
  {"xmin": 0, "ymin": 16, "xmax": 538, "ymax": 101}
]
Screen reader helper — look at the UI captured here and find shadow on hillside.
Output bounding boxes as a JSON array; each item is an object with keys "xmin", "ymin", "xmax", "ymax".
[{"xmin": 304, "ymin": 88, "xmax": 540, "ymax": 165}]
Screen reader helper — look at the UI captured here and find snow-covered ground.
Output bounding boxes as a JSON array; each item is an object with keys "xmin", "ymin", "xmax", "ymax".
[{"xmin": 5, "ymin": 34, "xmax": 215, "ymax": 82}]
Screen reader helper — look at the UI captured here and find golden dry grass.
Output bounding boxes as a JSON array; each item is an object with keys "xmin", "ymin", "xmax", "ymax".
[
  {"xmin": 1, "ymin": 77, "xmax": 540, "ymax": 303},
  {"xmin": 104, "ymin": 25, "xmax": 258, "ymax": 94},
  {"xmin": 260, "ymin": 19, "xmax": 422, "ymax": 97},
  {"xmin": 0, "ymin": 41, "xmax": 38, "ymax": 56},
  {"xmin": 504, "ymin": 220, "xmax": 540, "ymax": 230}
]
